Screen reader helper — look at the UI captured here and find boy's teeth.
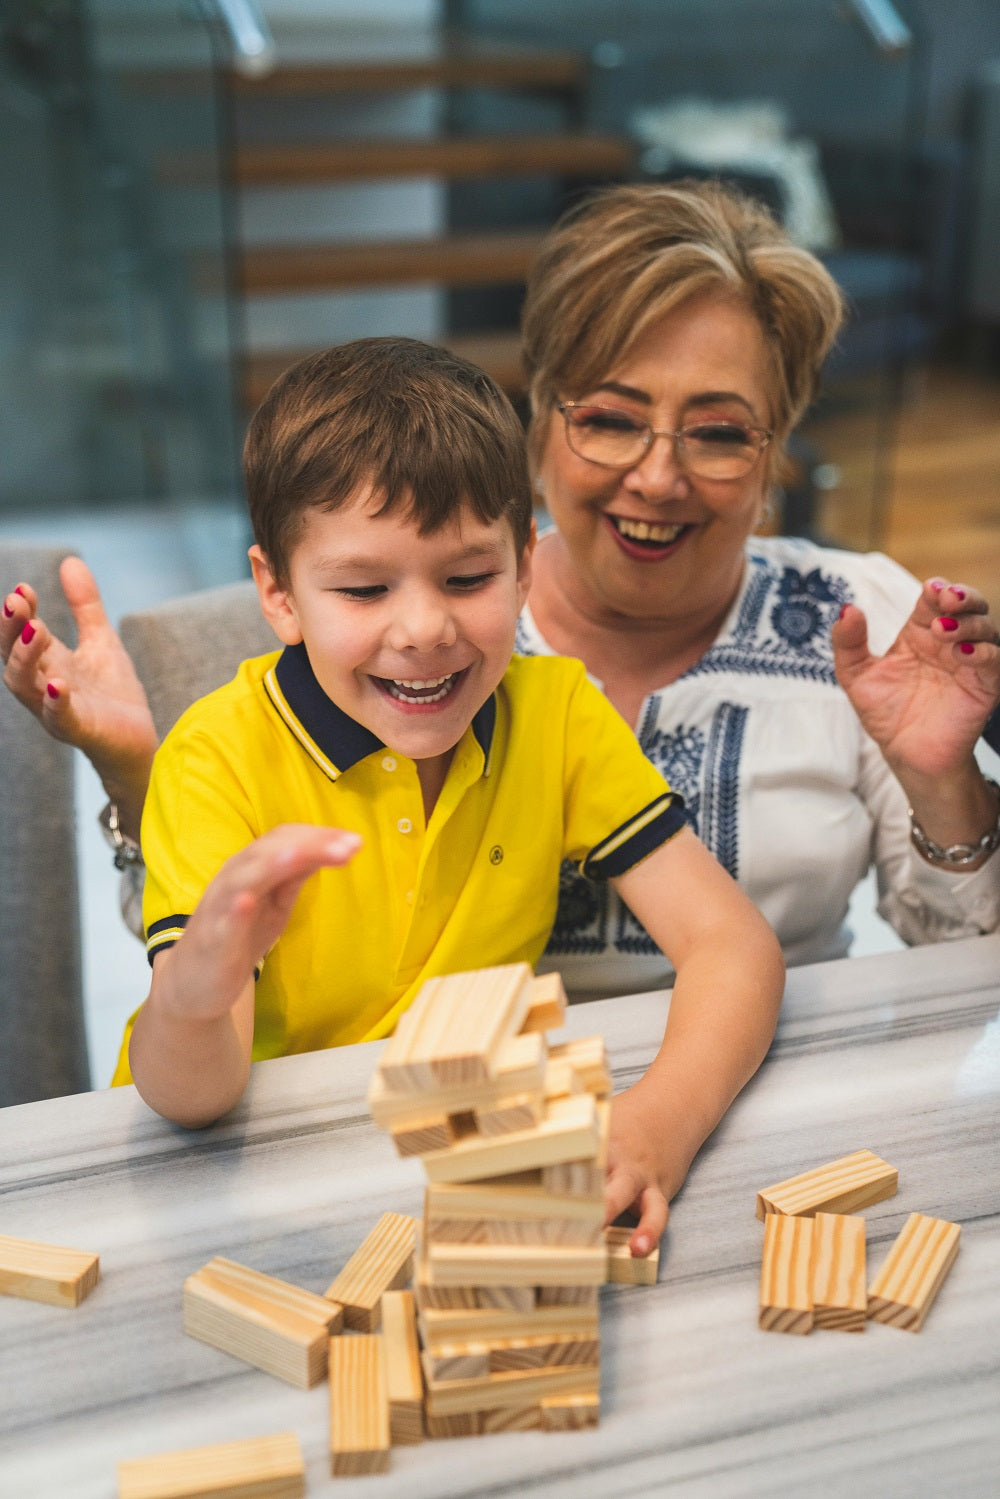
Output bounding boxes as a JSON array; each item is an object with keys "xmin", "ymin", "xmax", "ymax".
[
  {"xmin": 613, "ymin": 517, "xmax": 684, "ymax": 544},
  {"xmin": 385, "ymin": 673, "xmax": 457, "ymax": 704},
  {"xmin": 392, "ymin": 676, "xmax": 450, "ymax": 690}
]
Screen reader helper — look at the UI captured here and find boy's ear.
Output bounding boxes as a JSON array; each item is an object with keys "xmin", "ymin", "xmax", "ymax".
[
  {"xmin": 249, "ymin": 545, "xmax": 302, "ymax": 646},
  {"xmin": 515, "ymin": 517, "xmax": 537, "ymax": 610}
]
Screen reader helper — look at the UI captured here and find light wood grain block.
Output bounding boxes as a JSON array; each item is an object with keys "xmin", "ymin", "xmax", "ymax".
[
  {"xmin": 117, "ymin": 1431, "xmax": 305, "ymax": 1499},
  {"xmin": 547, "ymin": 1036, "xmax": 612, "ymax": 1098},
  {"xmin": 425, "ymin": 1179, "xmax": 604, "ymax": 1225},
  {"xmin": 426, "ymin": 1215, "xmax": 601, "ymax": 1248},
  {"xmin": 867, "ymin": 1213, "xmax": 961, "ymax": 1331},
  {"xmin": 424, "ymin": 1411, "xmax": 481, "ymax": 1439},
  {"xmin": 518, "ymin": 972, "xmax": 567, "ymax": 1034},
  {"xmin": 811, "ymin": 1213, "xmax": 867, "ymax": 1331},
  {"xmin": 376, "ymin": 964, "xmax": 534, "ymax": 1091},
  {"xmin": 381, "ymin": 1290, "xmax": 424, "ymax": 1445},
  {"xmin": 424, "ymin": 1361, "xmax": 599, "ymax": 1417},
  {"xmin": 476, "ymin": 1284, "xmax": 538, "ymax": 1312},
  {"xmin": 543, "ymin": 1058, "xmax": 582, "ymax": 1101},
  {"xmin": 536, "ymin": 1284, "xmax": 599, "ymax": 1308},
  {"xmin": 756, "ymin": 1149, "xmax": 898, "ymax": 1220},
  {"xmin": 183, "ymin": 1257, "xmax": 342, "ymax": 1389},
  {"xmin": 474, "ymin": 1092, "xmax": 545, "ymax": 1137},
  {"xmin": 759, "ymin": 1213, "xmax": 815, "ymax": 1334},
  {"xmin": 418, "ymin": 1302, "xmax": 597, "ymax": 1351},
  {"xmin": 541, "ymin": 1392, "xmax": 600, "ymax": 1430},
  {"xmin": 421, "ymin": 1094, "xmax": 601, "ymax": 1184},
  {"xmin": 329, "ymin": 1334, "xmax": 390, "ymax": 1475},
  {"xmin": 0, "ymin": 1234, "xmax": 100, "ymax": 1308},
  {"xmin": 324, "ymin": 1212, "xmax": 417, "ymax": 1331},
  {"xmin": 390, "ymin": 1114, "xmax": 459, "ymax": 1158},
  {"xmin": 605, "ymin": 1225, "xmax": 660, "ymax": 1285},
  {"xmin": 481, "ymin": 1404, "xmax": 544, "ymax": 1433},
  {"xmin": 425, "ymin": 1240, "xmax": 607, "ymax": 1288},
  {"xmin": 542, "ymin": 1160, "xmax": 604, "ymax": 1196},
  {"xmin": 488, "ymin": 1332, "xmax": 600, "ymax": 1372},
  {"xmin": 369, "ymin": 1032, "xmax": 546, "ymax": 1129}
]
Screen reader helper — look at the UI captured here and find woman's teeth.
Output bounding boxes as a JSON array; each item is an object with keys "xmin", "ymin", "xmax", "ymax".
[
  {"xmin": 385, "ymin": 674, "xmax": 457, "ymax": 704},
  {"xmin": 612, "ymin": 516, "xmax": 685, "ymax": 545}
]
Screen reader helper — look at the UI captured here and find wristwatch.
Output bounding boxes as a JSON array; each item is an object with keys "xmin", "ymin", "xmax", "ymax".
[{"xmin": 98, "ymin": 800, "xmax": 144, "ymax": 870}]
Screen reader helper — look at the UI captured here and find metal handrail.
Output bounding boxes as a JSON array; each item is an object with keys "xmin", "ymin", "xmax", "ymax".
[{"xmin": 212, "ymin": 0, "xmax": 277, "ymax": 77}]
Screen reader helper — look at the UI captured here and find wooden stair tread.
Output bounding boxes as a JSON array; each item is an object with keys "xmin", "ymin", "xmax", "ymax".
[
  {"xmin": 238, "ymin": 230, "xmax": 545, "ymax": 294},
  {"xmin": 242, "ymin": 330, "xmax": 525, "ymax": 409}
]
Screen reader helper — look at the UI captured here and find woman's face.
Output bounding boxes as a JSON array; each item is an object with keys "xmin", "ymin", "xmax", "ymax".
[{"xmin": 535, "ymin": 293, "xmax": 776, "ymax": 625}]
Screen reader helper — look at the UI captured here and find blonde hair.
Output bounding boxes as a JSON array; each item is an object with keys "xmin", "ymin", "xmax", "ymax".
[{"xmin": 521, "ymin": 179, "xmax": 845, "ymax": 467}]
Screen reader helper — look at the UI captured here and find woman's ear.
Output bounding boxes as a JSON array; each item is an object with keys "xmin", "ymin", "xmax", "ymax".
[{"xmin": 249, "ymin": 545, "xmax": 302, "ymax": 645}]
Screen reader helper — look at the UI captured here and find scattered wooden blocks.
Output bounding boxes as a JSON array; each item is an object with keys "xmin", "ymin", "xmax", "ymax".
[
  {"xmin": 184, "ymin": 1257, "xmax": 342, "ymax": 1388},
  {"xmin": 756, "ymin": 1149, "xmax": 898, "ymax": 1221},
  {"xmin": 759, "ymin": 1212, "xmax": 815, "ymax": 1335},
  {"xmin": 382, "ymin": 1290, "xmax": 424, "ymax": 1444},
  {"xmin": 116, "ymin": 1431, "xmax": 305, "ymax": 1499},
  {"xmin": 324, "ymin": 1211, "xmax": 417, "ymax": 1331},
  {"xmin": 0, "ymin": 1234, "xmax": 100, "ymax": 1308},
  {"xmin": 867, "ymin": 1212, "xmax": 961, "ymax": 1332},
  {"xmin": 604, "ymin": 1225, "xmax": 659, "ymax": 1286},
  {"xmin": 811, "ymin": 1213, "xmax": 867, "ymax": 1332},
  {"xmin": 329, "ymin": 1334, "xmax": 390, "ymax": 1476}
]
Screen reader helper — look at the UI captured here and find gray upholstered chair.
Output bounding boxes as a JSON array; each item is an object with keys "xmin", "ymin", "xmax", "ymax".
[
  {"xmin": 120, "ymin": 578, "xmax": 275, "ymax": 741},
  {"xmin": 0, "ymin": 544, "xmax": 90, "ymax": 1104}
]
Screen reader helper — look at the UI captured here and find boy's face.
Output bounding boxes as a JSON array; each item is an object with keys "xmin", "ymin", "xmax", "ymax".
[{"xmin": 251, "ymin": 485, "xmax": 534, "ymax": 770}]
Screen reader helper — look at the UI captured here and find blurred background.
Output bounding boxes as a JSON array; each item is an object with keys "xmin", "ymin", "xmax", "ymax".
[{"xmin": 1, "ymin": 0, "xmax": 999, "ymax": 1088}]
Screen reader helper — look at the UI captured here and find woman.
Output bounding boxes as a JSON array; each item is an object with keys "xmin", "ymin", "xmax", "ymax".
[{"xmin": 4, "ymin": 181, "xmax": 1000, "ymax": 987}]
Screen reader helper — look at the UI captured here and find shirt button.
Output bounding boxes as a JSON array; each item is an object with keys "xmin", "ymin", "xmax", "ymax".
[
  {"xmin": 381, "ymin": 755, "xmax": 397, "ymax": 772},
  {"xmin": 405, "ymin": 890, "xmax": 415, "ymax": 905},
  {"xmin": 397, "ymin": 817, "xmax": 412, "ymax": 834}
]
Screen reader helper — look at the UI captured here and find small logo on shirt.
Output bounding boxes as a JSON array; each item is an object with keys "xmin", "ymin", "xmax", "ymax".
[{"xmin": 489, "ymin": 845, "xmax": 504, "ymax": 865}]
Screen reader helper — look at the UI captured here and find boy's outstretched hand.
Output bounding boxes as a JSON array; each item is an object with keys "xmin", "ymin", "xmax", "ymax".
[{"xmin": 604, "ymin": 1082, "xmax": 673, "ymax": 1259}]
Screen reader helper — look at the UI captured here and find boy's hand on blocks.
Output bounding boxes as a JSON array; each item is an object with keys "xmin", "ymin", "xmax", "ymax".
[
  {"xmin": 156, "ymin": 824, "xmax": 363, "ymax": 1023},
  {"xmin": 603, "ymin": 1083, "xmax": 674, "ymax": 1258},
  {"xmin": 2, "ymin": 557, "xmax": 158, "ymax": 833}
]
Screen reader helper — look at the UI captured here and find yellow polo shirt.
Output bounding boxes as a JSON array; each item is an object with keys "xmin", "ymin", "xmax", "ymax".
[{"xmin": 111, "ymin": 645, "xmax": 684, "ymax": 1084}]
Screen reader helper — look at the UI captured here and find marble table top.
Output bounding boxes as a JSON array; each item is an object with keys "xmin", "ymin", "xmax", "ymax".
[{"xmin": 1, "ymin": 935, "xmax": 998, "ymax": 1497}]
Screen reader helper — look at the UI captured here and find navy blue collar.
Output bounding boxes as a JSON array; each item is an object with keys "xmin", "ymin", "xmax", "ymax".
[{"xmin": 268, "ymin": 642, "xmax": 496, "ymax": 776}]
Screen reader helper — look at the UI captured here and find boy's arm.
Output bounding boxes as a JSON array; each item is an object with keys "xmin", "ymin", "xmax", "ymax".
[
  {"xmin": 129, "ymin": 825, "xmax": 361, "ymax": 1127},
  {"xmin": 607, "ymin": 826, "xmax": 785, "ymax": 1254}
]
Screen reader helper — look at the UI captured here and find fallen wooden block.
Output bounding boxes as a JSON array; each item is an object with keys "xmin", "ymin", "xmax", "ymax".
[
  {"xmin": 759, "ymin": 1212, "xmax": 814, "ymax": 1334},
  {"xmin": 0, "ymin": 1234, "xmax": 100, "ymax": 1308},
  {"xmin": 381, "ymin": 1290, "xmax": 424, "ymax": 1445},
  {"xmin": 421, "ymin": 1094, "xmax": 601, "ymax": 1185},
  {"xmin": 811, "ymin": 1213, "xmax": 867, "ymax": 1332},
  {"xmin": 756, "ymin": 1149, "xmax": 898, "ymax": 1220},
  {"xmin": 377, "ymin": 964, "xmax": 535, "ymax": 1091},
  {"xmin": 324, "ymin": 1212, "xmax": 417, "ymax": 1331},
  {"xmin": 541, "ymin": 1392, "xmax": 600, "ymax": 1430},
  {"xmin": 518, "ymin": 972, "xmax": 567, "ymax": 1035},
  {"xmin": 867, "ymin": 1212, "xmax": 961, "ymax": 1331},
  {"xmin": 369, "ymin": 1032, "xmax": 546, "ymax": 1130},
  {"xmin": 604, "ymin": 1225, "xmax": 659, "ymax": 1286},
  {"xmin": 117, "ymin": 1432, "xmax": 305, "ymax": 1499},
  {"xmin": 183, "ymin": 1257, "xmax": 342, "ymax": 1389},
  {"xmin": 329, "ymin": 1334, "xmax": 390, "ymax": 1476}
]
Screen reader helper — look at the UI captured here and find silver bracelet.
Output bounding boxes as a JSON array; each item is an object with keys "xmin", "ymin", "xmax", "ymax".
[
  {"xmin": 908, "ymin": 778, "xmax": 1000, "ymax": 868},
  {"xmin": 98, "ymin": 800, "xmax": 144, "ymax": 871}
]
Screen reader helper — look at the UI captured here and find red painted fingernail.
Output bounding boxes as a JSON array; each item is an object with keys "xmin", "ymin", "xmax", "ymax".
[
  {"xmin": 46, "ymin": 682, "xmax": 59, "ymax": 700},
  {"xmin": 3, "ymin": 601, "xmax": 12, "ymax": 618},
  {"xmin": 14, "ymin": 586, "xmax": 25, "ymax": 597},
  {"xmin": 20, "ymin": 621, "xmax": 35, "ymax": 644},
  {"xmin": 929, "ymin": 578, "xmax": 945, "ymax": 591},
  {"xmin": 939, "ymin": 617, "xmax": 958, "ymax": 631},
  {"xmin": 960, "ymin": 642, "xmax": 975, "ymax": 655},
  {"xmin": 839, "ymin": 604, "xmax": 849, "ymax": 620},
  {"xmin": 951, "ymin": 587, "xmax": 966, "ymax": 600}
]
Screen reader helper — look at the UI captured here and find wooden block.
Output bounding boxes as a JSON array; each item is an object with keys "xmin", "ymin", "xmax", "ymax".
[
  {"xmin": 605, "ymin": 1225, "xmax": 660, "ymax": 1286},
  {"xmin": 518, "ymin": 972, "xmax": 567, "ymax": 1034},
  {"xmin": 756, "ymin": 1150, "xmax": 898, "ymax": 1220},
  {"xmin": 759, "ymin": 1213, "xmax": 814, "ymax": 1334},
  {"xmin": 481, "ymin": 1404, "xmax": 544, "ymax": 1433},
  {"xmin": 425, "ymin": 1179, "xmax": 604, "ymax": 1225},
  {"xmin": 426, "ymin": 1216, "xmax": 601, "ymax": 1248},
  {"xmin": 0, "ymin": 1235, "xmax": 100, "ymax": 1308},
  {"xmin": 424, "ymin": 1361, "xmax": 600, "ymax": 1417},
  {"xmin": 476, "ymin": 1284, "xmax": 538, "ymax": 1313},
  {"xmin": 376, "ymin": 964, "xmax": 535, "ymax": 1090},
  {"xmin": 117, "ymin": 1431, "xmax": 305, "ymax": 1499},
  {"xmin": 474, "ymin": 1092, "xmax": 545, "ymax": 1137},
  {"xmin": 811, "ymin": 1213, "xmax": 867, "ymax": 1331},
  {"xmin": 488, "ymin": 1332, "xmax": 600, "ymax": 1372},
  {"xmin": 426, "ymin": 1241, "xmax": 607, "ymax": 1288},
  {"xmin": 390, "ymin": 1114, "xmax": 459, "ymax": 1158},
  {"xmin": 419, "ymin": 1302, "xmax": 598, "ymax": 1351},
  {"xmin": 369, "ymin": 1032, "xmax": 546, "ymax": 1129},
  {"xmin": 421, "ymin": 1095, "xmax": 601, "ymax": 1185},
  {"xmin": 424, "ymin": 1411, "xmax": 481, "ymax": 1439},
  {"xmin": 324, "ymin": 1212, "xmax": 417, "ymax": 1331},
  {"xmin": 542, "ymin": 1159, "xmax": 604, "ymax": 1197},
  {"xmin": 541, "ymin": 1392, "xmax": 600, "ymax": 1430},
  {"xmin": 537, "ymin": 1284, "xmax": 598, "ymax": 1308},
  {"xmin": 543, "ymin": 1058, "xmax": 582, "ymax": 1101},
  {"xmin": 381, "ymin": 1290, "xmax": 424, "ymax": 1445},
  {"xmin": 867, "ymin": 1212, "xmax": 961, "ymax": 1331},
  {"xmin": 329, "ymin": 1334, "xmax": 390, "ymax": 1476},
  {"xmin": 547, "ymin": 1036, "xmax": 612, "ymax": 1098},
  {"xmin": 184, "ymin": 1258, "xmax": 342, "ymax": 1389}
]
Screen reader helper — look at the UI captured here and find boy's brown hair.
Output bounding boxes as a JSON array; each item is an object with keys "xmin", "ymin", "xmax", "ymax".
[{"xmin": 244, "ymin": 337, "xmax": 533, "ymax": 583}]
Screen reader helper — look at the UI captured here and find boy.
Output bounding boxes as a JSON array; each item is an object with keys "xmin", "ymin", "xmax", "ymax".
[{"xmin": 120, "ymin": 338, "xmax": 784, "ymax": 1255}]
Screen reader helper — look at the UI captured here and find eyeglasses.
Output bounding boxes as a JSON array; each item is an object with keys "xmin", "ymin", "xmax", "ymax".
[{"xmin": 557, "ymin": 402, "xmax": 772, "ymax": 480}]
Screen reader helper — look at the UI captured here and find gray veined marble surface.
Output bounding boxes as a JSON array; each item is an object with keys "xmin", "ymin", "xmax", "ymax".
[{"xmin": 1, "ymin": 935, "xmax": 999, "ymax": 1498}]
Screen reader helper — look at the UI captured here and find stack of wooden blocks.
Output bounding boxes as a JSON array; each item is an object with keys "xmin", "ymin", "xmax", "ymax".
[
  {"xmin": 369, "ymin": 962, "xmax": 612, "ymax": 1438},
  {"xmin": 756, "ymin": 1149, "xmax": 961, "ymax": 1335}
]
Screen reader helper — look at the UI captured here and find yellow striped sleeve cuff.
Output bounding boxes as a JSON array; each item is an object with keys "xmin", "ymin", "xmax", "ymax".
[{"xmin": 582, "ymin": 792, "xmax": 687, "ymax": 880}]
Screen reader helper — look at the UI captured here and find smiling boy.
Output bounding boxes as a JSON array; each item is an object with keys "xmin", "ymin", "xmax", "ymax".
[{"xmin": 120, "ymin": 339, "xmax": 783, "ymax": 1254}]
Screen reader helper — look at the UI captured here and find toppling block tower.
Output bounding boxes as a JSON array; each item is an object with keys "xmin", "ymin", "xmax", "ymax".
[{"xmin": 369, "ymin": 963, "xmax": 609, "ymax": 1436}]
